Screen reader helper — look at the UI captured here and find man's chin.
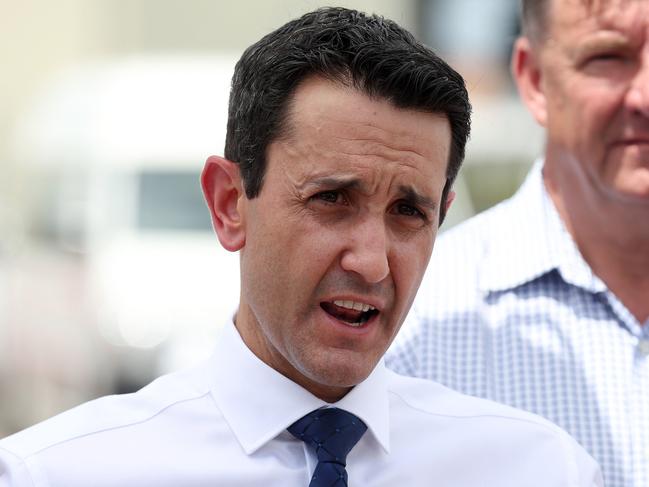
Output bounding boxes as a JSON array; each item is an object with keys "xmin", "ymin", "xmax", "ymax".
[
  {"xmin": 299, "ymin": 353, "xmax": 378, "ymax": 400},
  {"xmin": 609, "ymin": 175, "xmax": 649, "ymax": 203}
]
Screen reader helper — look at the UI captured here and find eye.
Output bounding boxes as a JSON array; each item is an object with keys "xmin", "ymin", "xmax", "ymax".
[
  {"xmin": 392, "ymin": 201, "xmax": 427, "ymax": 219},
  {"xmin": 590, "ymin": 53, "xmax": 623, "ymax": 62},
  {"xmin": 311, "ymin": 190, "xmax": 346, "ymax": 205},
  {"xmin": 583, "ymin": 51, "xmax": 630, "ymax": 68},
  {"xmin": 579, "ymin": 50, "xmax": 637, "ymax": 80}
]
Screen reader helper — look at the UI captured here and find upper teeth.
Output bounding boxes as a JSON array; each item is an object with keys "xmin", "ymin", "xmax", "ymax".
[{"xmin": 333, "ymin": 300, "xmax": 376, "ymax": 312}]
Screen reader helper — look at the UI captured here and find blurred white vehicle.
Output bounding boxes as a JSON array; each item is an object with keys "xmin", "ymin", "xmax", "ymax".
[{"xmin": 14, "ymin": 55, "xmax": 241, "ymax": 372}]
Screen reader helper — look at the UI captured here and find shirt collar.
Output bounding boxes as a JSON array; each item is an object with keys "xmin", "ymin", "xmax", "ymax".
[
  {"xmin": 480, "ymin": 159, "xmax": 606, "ymax": 294},
  {"xmin": 206, "ymin": 320, "xmax": 391, "ymax": 455}
]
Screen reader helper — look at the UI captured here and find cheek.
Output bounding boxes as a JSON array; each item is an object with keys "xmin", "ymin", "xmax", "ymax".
[
  {"xmin": 570, "ymin": 92, "xmax": 622, "ymax": 164},
  {"xmin": 562, "ymin": 77, "xmax": 624, "ymax": 126},
  {"xmin": 264, "ymin": 221, "xmax": 345, "ymax": 301},
  {"xmin": 299, "ymin": 215, "xmax": 354, "ymax": 258},
  {"xmin": 547, "ymin": 92, "xmax": 608, "ymax": 151},
  {"xmin": 241, "ymin": 217, "xmax": 297, "ymax": 304},
  {"xmin": 391, "ymin": 236, "xmax": 433, "ymax": 300}
]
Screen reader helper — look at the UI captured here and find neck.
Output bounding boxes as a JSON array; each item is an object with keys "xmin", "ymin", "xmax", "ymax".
[
  {"xmin": 544, "ymin": 167, "xmax": 649, "ymax": 323},
  {"xmin": 234, "ymin": 303, "xmax": 352, "ymax": 403}
]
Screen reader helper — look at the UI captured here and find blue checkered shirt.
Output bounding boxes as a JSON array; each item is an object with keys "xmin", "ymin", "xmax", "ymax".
[{"xmin": 386, "ymin": 161, "xmax": 649, "ymax": 487}]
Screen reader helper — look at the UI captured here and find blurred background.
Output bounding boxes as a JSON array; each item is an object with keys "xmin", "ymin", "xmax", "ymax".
[{"xmin": 0, "ymin": 0, "xmax": 543, "ymax": 436}]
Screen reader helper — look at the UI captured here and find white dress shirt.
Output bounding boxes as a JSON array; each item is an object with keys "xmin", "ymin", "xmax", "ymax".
[
  {"xmin": 386, "ymin": 160, "xmax": 648, "ymax": 487},
  {"xmin": 0, "ymin": 320, "xmax": 602, "ymax": 486}
]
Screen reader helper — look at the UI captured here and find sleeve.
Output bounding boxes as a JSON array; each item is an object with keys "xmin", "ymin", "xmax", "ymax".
[{"xmin": 0, "ymin": 447, "xmax": 37, "ymax": 487}]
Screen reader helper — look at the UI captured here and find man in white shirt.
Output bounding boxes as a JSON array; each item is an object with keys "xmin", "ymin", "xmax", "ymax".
[
  {"xmin": 0, "ymin": 7, "xmax": 602, "ymax": 486},
  {"xmin": 386, "ymin": 1, "xmax": 649, "ymax": 486}
]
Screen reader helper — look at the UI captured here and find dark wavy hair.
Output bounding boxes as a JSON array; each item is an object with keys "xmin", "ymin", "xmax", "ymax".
[{"xmin": 225, "ymin": 7, "xmax": 471, "ymax": 223}]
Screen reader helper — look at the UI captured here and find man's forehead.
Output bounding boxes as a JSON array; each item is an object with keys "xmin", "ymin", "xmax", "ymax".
[
  {"xmin": 269, "ymin": 75, "xmax": 451, "ymax": 196},
  {"xmin": 283, "ymin": 76, "xmax": 447, "ymax": 140}
]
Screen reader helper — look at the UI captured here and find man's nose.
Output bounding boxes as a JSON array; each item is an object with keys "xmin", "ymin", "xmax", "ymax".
[
  {"xmin": 339, "ymin": 217, "xmax": 390, "ymax": 284},
  {"xmin": 625, "ymin": 51, "xmax": 649, "ymax": 118}
]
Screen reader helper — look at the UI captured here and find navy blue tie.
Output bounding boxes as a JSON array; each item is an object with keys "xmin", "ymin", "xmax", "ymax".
[{"xmin": 288, "ymin": 407, "xmax": 368, "ymax": 487}]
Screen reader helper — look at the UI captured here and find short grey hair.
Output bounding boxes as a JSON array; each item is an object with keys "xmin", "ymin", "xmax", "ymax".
[{"xmin": 520, "ymin": 0, "xmax": 550, "ymax": 43}]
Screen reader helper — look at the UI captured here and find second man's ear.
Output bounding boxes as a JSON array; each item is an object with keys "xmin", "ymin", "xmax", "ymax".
[
  {"xmin": 201, "ymin": 155, "xmax": 246, "ymax": 251},
  {"xmin": 511, "ymin": 36, "xmax": 548, "ymax": 127}
]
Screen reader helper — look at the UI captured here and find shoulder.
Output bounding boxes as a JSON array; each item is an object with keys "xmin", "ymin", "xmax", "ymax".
[
  {"xmin": 386, "ymin": 369, "xmax": 586, "ymax": 451},
  {"xmin": 0, "ymin": 363, "xmax": 213, "ymax": 460},
  {"xmin": 386, "ymin": 370, "xmax": 601, "ymax": 484},
  {"xmin": 387, "ymin": 368, "xmax": 560, "ymax": 430}
]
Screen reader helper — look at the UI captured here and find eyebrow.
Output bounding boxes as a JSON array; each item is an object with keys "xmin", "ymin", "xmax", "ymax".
[
  {"xmin": 302, "ymin": 177, "xmax": 436, "ymax": 211},
  {"xmin": 398, "ymin": 185, "xmax": 437, "ymax": 212},
  {"xmin": 305, "ymin": 176, "xmax": 361, "ymax": 192},
  {"xmin": 576, "ymin": 33, "xmax": 632, "ymax": 55}
]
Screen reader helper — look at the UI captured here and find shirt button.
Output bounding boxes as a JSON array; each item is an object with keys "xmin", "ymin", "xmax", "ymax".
[{"xmin": 638, "ymin": 340, "xmax": 649, "ymax": 356}]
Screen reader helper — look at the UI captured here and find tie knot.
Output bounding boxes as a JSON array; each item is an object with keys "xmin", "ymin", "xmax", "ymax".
[{"xmin": 288, "ymin": 407, "xmax": 367, "ymax": 465}]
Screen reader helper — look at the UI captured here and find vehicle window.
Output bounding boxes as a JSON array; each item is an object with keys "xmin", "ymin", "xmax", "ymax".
[{"xmin": 137, "ymin": 170, "xmax": 211, "ymax": 231}]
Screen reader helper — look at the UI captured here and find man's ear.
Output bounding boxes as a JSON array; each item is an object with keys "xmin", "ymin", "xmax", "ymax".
[
  {"xmin": 511, "ymin": 36, "xmax": 547, "ymax": 127},
  {"xmin": 438, "ymin": 177, "xmax": 456, "ymax": 226},
  {"xmin": 201, "ymin": 155, "xmax": 246, "ymax": 251},
  {"xmin": 444, "ymin": 189, "xmax": 455, "ymax": 215}
]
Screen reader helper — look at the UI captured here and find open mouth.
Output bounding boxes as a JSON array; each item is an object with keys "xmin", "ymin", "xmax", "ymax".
[{"xmin": 320, "ymin": 300, "xmax": 379, "ymax": 327}]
